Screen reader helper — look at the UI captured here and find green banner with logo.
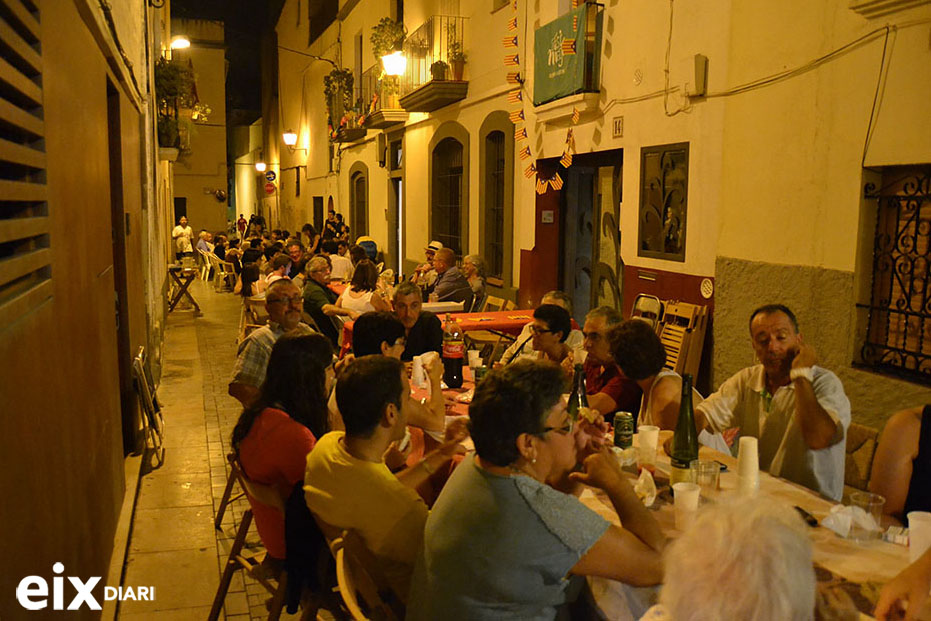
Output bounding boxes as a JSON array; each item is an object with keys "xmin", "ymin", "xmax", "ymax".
[{"xmin": 533, "ymin": 4, "xmax": 601, "ymax": 106}]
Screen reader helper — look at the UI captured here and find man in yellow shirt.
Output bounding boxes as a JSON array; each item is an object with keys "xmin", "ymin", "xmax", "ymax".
[{"xmin": 304, "ymin": 355, "xmax": 464, "ymax": 602}]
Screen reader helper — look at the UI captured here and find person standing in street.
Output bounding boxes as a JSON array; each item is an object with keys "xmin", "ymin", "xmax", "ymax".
[{"xmin": 172, "ymin": 216, "xmax": 194, "ymax": 261}]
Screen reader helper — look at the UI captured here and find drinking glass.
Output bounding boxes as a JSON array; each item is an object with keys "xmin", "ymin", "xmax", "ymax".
[
  {"xmin": 849, "ymin": 492, "xmax": 884, "ymax": 542},
  {"xmin": 689, "ymin": 459, "xmax": 720, "ymax": 500}
]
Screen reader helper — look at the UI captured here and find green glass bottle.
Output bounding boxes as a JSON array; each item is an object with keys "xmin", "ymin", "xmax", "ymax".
[
  {"xmin": 670, "ymin": 373, "xmax": 699, "ymax": 485},
  {"xmin": 567, "ymin": 363, "xmax": 588, "ymax": 420}
]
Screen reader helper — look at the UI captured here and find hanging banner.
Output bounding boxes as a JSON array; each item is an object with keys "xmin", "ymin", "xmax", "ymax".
[{"xmin": 533, "ymin": 3, "xmax": 603, "ymax": 106}]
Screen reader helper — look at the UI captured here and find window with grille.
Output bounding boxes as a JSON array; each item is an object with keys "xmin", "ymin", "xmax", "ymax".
[
  {"xmin": 860, "ymin": 166, "xmax": 931, "ymax": 383},
  {"xmin": 0, "ymin": 0, "xmax": 49, "ymax": 330},
  {"xmin": 483, "ymin": 130, "xmax": 505, "ymax": 278},
  {"xmin": 432, "ymin": 137, "xmax": 463, "ymax": 255},
  {"xmin": 350, "ymin": 170, "xmax": 367, "ymax": 237}
]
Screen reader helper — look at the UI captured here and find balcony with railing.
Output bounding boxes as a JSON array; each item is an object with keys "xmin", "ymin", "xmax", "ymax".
[
  {"xmin": 398, "ymin": 15, "xmax": 468, "ymax": 113},
  {"xmin": 531, "ymin": 2, "xmax": 604, "ymax": 124},
  {"xmin": 359, "ymin": 65, "xmax": 408, "ymax": 129}
]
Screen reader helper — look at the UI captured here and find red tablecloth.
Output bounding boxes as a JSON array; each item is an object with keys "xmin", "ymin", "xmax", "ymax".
[
  {"xmin": 328, "ymin": 281, "xmax": 346, "ymax": 297},
  {"xmin": 340, "ymin": 310, "xmax": 534, "ymax": 356}
]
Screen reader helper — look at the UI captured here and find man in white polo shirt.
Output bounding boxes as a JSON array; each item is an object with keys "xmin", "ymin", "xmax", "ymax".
[{"xmin": 693, "ymin": 304, "xmax": 850, "ymax": 500}]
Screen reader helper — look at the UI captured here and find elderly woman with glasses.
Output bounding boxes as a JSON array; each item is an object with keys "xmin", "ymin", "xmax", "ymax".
[{"xmin": 407, "ymin": 360, "xmax": 665, "ymax": 620}]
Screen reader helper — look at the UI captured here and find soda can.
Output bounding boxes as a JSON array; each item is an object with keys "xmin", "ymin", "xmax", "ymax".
[{"xmin": 613, "ymin": 412, "xmax": 634, "ymax": 449}]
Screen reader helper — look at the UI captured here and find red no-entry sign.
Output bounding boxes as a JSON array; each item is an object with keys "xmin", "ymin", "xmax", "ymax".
[{"xmin": 264, "ymin": 182, "xmax": 276, "ymax": 194}]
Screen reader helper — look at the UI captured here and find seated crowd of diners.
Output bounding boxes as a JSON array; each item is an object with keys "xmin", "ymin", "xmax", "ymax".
[{"xmin": 216, "ymin": 237, "xmax": 931, "ymax": 619}]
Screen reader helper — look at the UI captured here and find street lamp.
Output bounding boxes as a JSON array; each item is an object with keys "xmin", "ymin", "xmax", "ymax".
[
  {"xmin": 170, "ymin": 35, "xmax": 191, "ymax": 50},
  {"xmin": 381, "ymin": 51, "xmax": 407, "ymax": 76},
  {"xmin": 254, "ymin": 161, "xmax": 267, "ymax": 173},
  {"xmin": 282, "ymin": 129, "xmax": 298, "ymax": 148}
]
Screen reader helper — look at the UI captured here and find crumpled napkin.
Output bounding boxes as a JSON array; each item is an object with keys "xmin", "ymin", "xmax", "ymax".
[
  {"xmin": 821, "ymin": 504, "xmax": 880, "ymax": 538},
  {"xmin": 634, "ymin": 468, "xmax": 657, "ymax": 508}
]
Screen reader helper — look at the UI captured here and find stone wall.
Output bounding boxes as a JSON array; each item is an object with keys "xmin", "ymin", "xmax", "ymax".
[{"xmin": 714, "ymin": 256, "xmax": 931, "ymax": 430}]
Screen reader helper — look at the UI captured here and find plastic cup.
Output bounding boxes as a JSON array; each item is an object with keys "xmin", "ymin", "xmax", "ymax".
[
  {"xmin": 473, "ymin": 366, "xmax": 489, "ymax": 384},
  {"xmin": 690, "ymin": 459, "xmax": 720, "ymax": 498},
  {"xmin": 638, "ymin": 425, "xmax": 660, "ymax": 469},
  {"xmin": 673, "ymin": 482, "xmax": 701, "ymax": 531},
  {"xmin": 909, "ymin": 511, "xmax": 931, "ymax": 563},
  {"xmin": 849, "ymin": 492, "xmax": 884, "ymax": 542},
  {"xmin": 737, "ymin": 436, "xmax": 760, "ymax": 496},
  {"xmin": 411, "ymin": 355, "xmax": 425, "ymax": 389},
  {"xmin": 467, "ymin": 350, "xmax": 482, "ymax": 369}
]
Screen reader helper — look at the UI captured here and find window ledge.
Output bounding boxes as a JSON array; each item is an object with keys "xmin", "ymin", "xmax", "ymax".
[
  {"xmin": 849, "ymin": 0, "xmax": 931, "ymax": 18},
  {"xmin": 534, "ymin": 91, "xmax": 600, "ymax": 126}
]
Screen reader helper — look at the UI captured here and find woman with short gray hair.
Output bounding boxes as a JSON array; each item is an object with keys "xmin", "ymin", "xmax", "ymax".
[
  {"xmin": 642, "ymin": 498, "xmax": 815, "ymax": 621},
  {"xmin": 462, "ymin": 254, "xmax": 486, "ymax": 310}
]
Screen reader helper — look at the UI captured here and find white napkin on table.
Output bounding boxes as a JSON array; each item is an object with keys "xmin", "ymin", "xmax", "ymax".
[{"xmin": 821, "ymin": 504, "xmax": 880, "ymax": 538}]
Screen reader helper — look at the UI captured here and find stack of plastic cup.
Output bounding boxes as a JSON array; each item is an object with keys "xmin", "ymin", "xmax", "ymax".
[
  {"xmin": 637, "ymin": 425, "xmax": 660, "ymax": 471},
  {"xmin": 909, "ymin": 511, "xmax": 931, "ymax": 564},
  {"xmin": 673, "ymin": 482, "xmax": 701, "ymax": 531},
  {"xmin": 737, "ymin": 436, "xmax": 759, "ymax": 496}
]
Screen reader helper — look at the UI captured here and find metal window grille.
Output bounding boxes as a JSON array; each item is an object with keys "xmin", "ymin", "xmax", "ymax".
[{"xmin": 859, "ymin": 168, "xmax": 931, "ymax": 383}]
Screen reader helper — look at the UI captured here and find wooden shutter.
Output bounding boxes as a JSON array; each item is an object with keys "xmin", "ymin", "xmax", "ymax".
[{"xmin": 0, "ymin": 0, "xmax": 49, "ymax": 328}]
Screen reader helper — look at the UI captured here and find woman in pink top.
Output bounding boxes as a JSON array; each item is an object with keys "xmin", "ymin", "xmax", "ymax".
[{"xmin": 231, "ymin": 333, "xmax": 334, "ymax": 570}]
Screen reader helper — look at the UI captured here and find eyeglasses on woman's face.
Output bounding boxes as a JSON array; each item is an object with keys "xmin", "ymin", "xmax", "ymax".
[{"xmin": 530, "ymin": 323, "xmax": 553, "ymax": 336}]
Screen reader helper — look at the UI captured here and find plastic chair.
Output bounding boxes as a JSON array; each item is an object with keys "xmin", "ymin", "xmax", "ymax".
[
  {"xmin": 209, "ymin": 454, "xmax": 289, "ymax": 621},
  {"xmin": 329, "ymin": 530, "xmax": 404, "ymax": 621}
]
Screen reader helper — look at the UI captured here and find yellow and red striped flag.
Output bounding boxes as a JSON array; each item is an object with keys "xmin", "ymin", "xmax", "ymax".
[
  {"xmin": 524, "ymin": 163, "xmax": 537, "ymax": 178},
  {"xmin": 502, "ymin": 36, "xmax": 518, "ymax": 48},
  {"xmin": 506, "ymin": 89, "xmax": 523, "ymax": 104},
  {"xmin": 504, "ymin": 53, "xmax": 520, "ymax": 66},
  {"xmin": 515, "ymin": 127, "xmax": 528, "ymax": 141},
  {"xmin": 560, "ymin": 151, "xmax": 573, "ymax": 168},
  {"xmin": 509, "ymin": 109, "xmax": 525, "ymax": 123},
  {"xmin": 536, "ymin": 178, "xmax": 548, "ymax": 194},
  {"xmin": 572, "ymin": 15, "xmax": 579, "ymax": 31},
  {"xmin": 571, "ymin": 107, "xmax": 580, "ymax": 124},
  {"xmin": 561, "ymin": 39, "xmax": 577, "ymax": 55},
  {"xmin": 506, "ymin": 71, "xmax": 522, "ymax": 84},
  {"xmin": 549, "ymin": 172, "xmax": 564, "ymax": 190},
  {"xmin": 507, "ymin": 16, "xmax": 518, "ymax": 31},
  {"xmin": 512, "ymin": 0, "xmax": 518, "ymax": 10},
  {"xmin": 572, "ymin": 0, "xmax": 583, "ymax": 7},
  {"xmin": 518, "ymin": 146, "xmax": 532, "ymax": 160}
]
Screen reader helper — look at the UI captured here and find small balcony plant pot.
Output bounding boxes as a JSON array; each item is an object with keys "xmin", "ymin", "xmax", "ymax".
[
  {"xmin": 450, "ymin": 59, "xmax": 465, "ymax": 81},
  {"xmin": 430, "ymin": 60, "xmax": 448, "ymax": 82}
]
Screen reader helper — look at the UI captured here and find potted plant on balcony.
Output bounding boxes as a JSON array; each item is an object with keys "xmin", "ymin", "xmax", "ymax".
[
  {"xmin": 324, "ymin": 68, "xmax": 365, "ymax": 142},
  {"xmin": 447, "ymin": 23, "xmax": 466, "ymax": 81},
  {"xmin": 154, "ymin": 56, "xmax": 196, "ymax": 159},
  {"xmin": 430, "ymin": 60, "xmax": 449, "ymax": 82},
  {"xmin": 370, "ymin": 17, "xmax": 407, "ymax": 73}
]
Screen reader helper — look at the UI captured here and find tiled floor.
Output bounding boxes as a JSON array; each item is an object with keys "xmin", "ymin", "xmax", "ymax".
[{"xmin": 119, "ymin": 278, "xmax": 305, "ymax": 620}]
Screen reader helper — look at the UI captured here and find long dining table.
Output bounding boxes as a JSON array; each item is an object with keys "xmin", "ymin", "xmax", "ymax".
[
  {"xmin": 339, "ymin": 309, "xmax": 535, "ymax": 357},
  {"xmin": 581, "ymin": 430, "xmax": 923, "ymax": 620}
]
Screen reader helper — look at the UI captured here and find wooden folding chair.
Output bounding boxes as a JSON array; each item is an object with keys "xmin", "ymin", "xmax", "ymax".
[
  {"xmin": 465, "ymin": 296, "xmax": 517, "ymax": 362},
  {"xmin": 329, "ymin": 530, "xmax": 404, "ymax": 621},
  {"xmin": 131, "ymin": 346, "xmax": 165, "ymax": 470},
  {"xmin": 657, "ymin": 301, "xmax": 708, "ymax": 381},
  {"xmin": 843, "ymin": 423, "xmax": 880, "ymax": 499},
  {"xmin": 210, "ymin": 454, "xmax": 289, "ymax": 621},
  {"xmin": 215, "ymin": 452, "xmax": 247, "ymax": 529},
  {"xmin": 630, "ymin": 294, "xmax": 664, "ymax": 330}
]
